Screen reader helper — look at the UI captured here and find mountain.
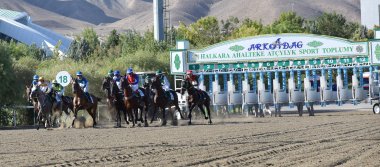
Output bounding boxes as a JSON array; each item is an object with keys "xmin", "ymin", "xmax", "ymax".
[{"xmin": 0, "ymin": 0, "xmax": 361, "ymax": 35}]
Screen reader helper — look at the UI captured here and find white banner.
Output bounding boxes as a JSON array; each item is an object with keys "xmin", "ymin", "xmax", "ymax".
[{"xmin": 188, "ymin": 34, "xmax": 369, "ymax": 63}]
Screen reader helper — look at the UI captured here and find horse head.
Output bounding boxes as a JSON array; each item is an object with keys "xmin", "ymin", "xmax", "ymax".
[
  {"xmin": 120, "ymin": 77, "xmax": 133, "ymax": 97},
  {"xmin": 102, "ymin": 77, "xmax": 113, "ymax": 97},
  {"xmin": 25, "ymin": 85, "xmax": 32, "ymax": 102},
  {"xmin": 30, "ymin": 85, "xmax": 42, "ymax": 99},
  {"xmin": 72, "ymin": 78, "xmax": 83, "ymax": 96}
]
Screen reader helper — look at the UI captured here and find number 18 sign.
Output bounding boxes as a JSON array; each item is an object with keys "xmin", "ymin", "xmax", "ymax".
[{"xmin": 55, "ymin": 71, "xmax": 71, "ymax": 87}]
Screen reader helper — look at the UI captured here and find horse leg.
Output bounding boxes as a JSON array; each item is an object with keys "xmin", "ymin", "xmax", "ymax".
[
  {"xmin": 115, "ymin": 107, "xmax": 121, "ymax": 128},
  {"xmin": 198, "ymin": 104, "xmax": 207, "ymax": 119},
  {"xmin": 188, "ymin": 103, "xmax": 196, "ymax": 125},
  {"xmin": 70, "ymin": 108, "xmax": 78, "ymax": 128},
  {"xmin": 36, "ymin": 111, "xmax": 41, "ymax": 130},
  {"xmin": 161, "ymin": 107, "xmax": 167, "ymax": 126},
  {"xmin": 88, "ymin": 108, "xmax": 97, "ymax": 128},
  {"xmin": 144, "ymin": 106, "xmax": 149, "ymax": 127},
  {"xmin": 150, "ymin": 105, "xmax": 157, "ymax": 124},
  {"xmin": 205, "ymin": 104, "xmax": 212, "ymax": 124},
  {"xmin": 123, "ymin": 108, "xmax": 129, "ymax": 125}
]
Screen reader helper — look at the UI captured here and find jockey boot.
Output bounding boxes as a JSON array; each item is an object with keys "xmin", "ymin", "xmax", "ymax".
[{"xmin": 85, "ymin": 92, "xmax": 93, "ymax": 104}]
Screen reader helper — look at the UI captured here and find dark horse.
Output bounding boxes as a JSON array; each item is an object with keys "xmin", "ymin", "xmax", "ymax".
[
  {"xmin": 120, "ymin": 77, "xmax": 150, "ymax": 127},
  {"xmin": 71, "ymin": 78, "xmax": 101, "ymax": 128},
  {"xmin": 180, "ymin": 79, "xmax": 212, "ymax": 125},
  {"xmin": 150, "ymin": 76, "xmax": 184, "ymax": 126},
  {"xmin": 110, "ymin": 79, "xmax": 132, "ymax": 127},
  {"xmin": 30, "ymin": 85, "xmax": 53, "ymax": 130},
  {"xmin": 27, "ymin": 85, "xmax": 74, "ymax": 128},
  {"xmin": 102, "ymin": 77, "xmax": 116, "ymax": 120}
]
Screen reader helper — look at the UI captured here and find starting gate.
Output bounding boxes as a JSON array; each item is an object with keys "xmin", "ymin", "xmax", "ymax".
[{"xmin": 170, "ymin": 33, "xmax": 380, "ymax": 114}]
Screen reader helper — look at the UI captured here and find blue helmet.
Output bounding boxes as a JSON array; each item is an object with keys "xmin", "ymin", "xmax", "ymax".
[
  {"xmin": 33, "ymin": 75, "xmax": 39, "ymax": 80},
  {"xmin": 126, "ymin": 68, "xmax": 133, "ymax": 74},
  {"xmin": 76, "ymin": 71, "xmax": 82, "ymax": 76},
  {"xmin": 114, "ymin": 70, "xmax": 120, "ymax": 76},
  {"xmin": 32, "ymin": 80, "xmax": 38, "ymax": 85}
]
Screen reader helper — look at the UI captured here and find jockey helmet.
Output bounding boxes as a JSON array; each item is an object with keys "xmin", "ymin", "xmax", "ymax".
[
  {"xmin": 126, "ymin": 68, "xmax": 133, "ymax": 74},
  {"xmin": 108, "ymin": 70, "xmax": 113, "ymax": 75},
  {"xmin": 76, "ymin": 71, "xmax": 82, "ymax": 76},
  {"xmin": 32, "ymin": 80, "xmax": 38, "ymax": 85},
  {"xmin": 114, "ymin": 70, "xmax": 120, "ymax": 76},
  {"xmin": 52, "ymin": 80, "xmax": 58, "ymax": 84},
  {"xmin": 156, "ymin": 70, "xmax": 162, "ymax": 75},
  {"xmin": 186, "ymin": 70, "xmax": 193, "ymax": 75},
  {"xmin": 38, "ymin": 77, "xmax": 44, "ymax": 81},
  {"xmin": 33, "ymin": 75, "xmax": 39, "ymax": 80}
]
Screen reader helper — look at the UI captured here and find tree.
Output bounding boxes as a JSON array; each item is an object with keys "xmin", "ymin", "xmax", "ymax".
[
  {"xmin": 264, "ymin": 12, "xmax": 305, "ymax": 34},
  {"xmin": 221, "ymin": 16, "xmax": 240, "ymax": 39},
  {"xmin": 231, "ymin": 18, "xmax": 263, "ymax": 39},
  {"xmin": 314, "ymin": 12, "xmax": 351, "ymax": 38},
  {"xmin": 177, "ymin": 16, "xmax": 221, "ymax": 47},
  {"xmin": 105, "ymin": 29, "xmax": 120, "ymax": 49},
  {"xmin": 81, "ymin": 28, "xmax": 99, "ymax": 54}
]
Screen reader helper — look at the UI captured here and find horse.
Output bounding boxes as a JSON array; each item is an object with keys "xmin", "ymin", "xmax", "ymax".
[
  {"xmin": 27, "ymin": 85, "xmax": 70, "ymax": 128},
  {"xmin": 150, "ymin": 76, "xmax": 184, "ymax": 126},
  {"xmin": 26, "ymin": 85, "xmax": 39, "ymax": 118},
  {"xmin": 120, "ymin": 77, "xmax": 150, "ymax": 127},
  {"xmin": 110, "ymin": 79, "xmax": 132, "ymax": 127},
  {"xmin": 102, "ymin": 77, "xmax": 116, "ymax": 120},
  {"xmin": 180, "ymin": 79, "xmax": 212, "ymax": 125},
  {"xmin": 30, "ymin": 85, "xmax": 53, "ymax": 130},
  {"xmin": 71, "ymin": 78, "xmax": 101, "ymax": 128}
]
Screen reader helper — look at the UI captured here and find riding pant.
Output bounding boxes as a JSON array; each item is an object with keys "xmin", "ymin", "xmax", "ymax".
[{"xmin": 131, "ymin": 84, "xmax": 144, "ymax": 97}]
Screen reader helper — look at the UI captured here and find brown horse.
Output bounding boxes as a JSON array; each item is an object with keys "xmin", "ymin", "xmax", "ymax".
[
  {"xmin": 71, "ymin": 78, "xmax": 101, "ymax": 128},
  {"xmin": 180, "ymin": 79, "xmax": 212, "ymax": 125},
  {"xmin": 150, "ymin": 76, "xmax": 184, "ymax": 126}
]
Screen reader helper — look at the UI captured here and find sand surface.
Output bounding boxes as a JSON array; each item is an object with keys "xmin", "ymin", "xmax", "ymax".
[{"xmin": 0, "ymin": 106, "xmax": 379, "ymax": 167}]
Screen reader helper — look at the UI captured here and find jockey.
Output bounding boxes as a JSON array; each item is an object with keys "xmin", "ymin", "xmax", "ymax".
[
  {"xmin": 107, "ymin": 69, "xmax": 114, "ymax": 79},
  {"xmin": 37, "ymin": 76, "xmax": 52, "ymax": 94},
  {"xmin": 155, "ymin": 70, "xmax": 173, "ymax": 100},
  {"xmin": 185, "ymin": 70, "xmax": 199, "ymax": 88},
  {"xmin": 32, "ymin": 75, "xmax": 39, "ymax": 85},
  {"xmin": 126, "ymin": 68, "xmax": 144, "ymax": 97},
  {"xmin": 113, "ymin": 70, "xmax": 123, "ymax": 91},
  {"xmin": 51, "ymin": 80, "xmax": 64, "ymax": 104},
  {"xmin": 76, "ymin": 71, "xmax": 93, "ymax": 103}
]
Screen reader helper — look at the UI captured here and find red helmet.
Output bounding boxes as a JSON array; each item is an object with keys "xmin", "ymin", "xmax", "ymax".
[{"xmin": 186, "ymin": 70, "xmax": 193, "ymax": 75}]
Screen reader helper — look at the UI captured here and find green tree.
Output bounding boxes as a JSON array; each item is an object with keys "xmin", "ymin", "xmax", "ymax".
[
  {"xmin": 81, "ymin": 28, "xmax": 99, "ymax": 54},
  {"xmin": 313, "ymin": 12, "xmax": 354, "ymax": 38},
  {"xmin": 231, "ymin": 18, "xmax": 263, "ymax": 39},
  {"xmin": 106, "ymin": 29, "xmax": 120, "ymax": 49},
  {"xmin": 177, "ymin": 16, "xmax": 221, "ymax": 47},
  {"xmin": 263, "ymin": 12, "xmax": 305, "ymax": 34}
]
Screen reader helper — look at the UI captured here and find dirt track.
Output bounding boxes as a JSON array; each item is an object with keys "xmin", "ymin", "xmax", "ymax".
[{"xmin": 1, "ymin": 106, "xmax": 380, "ymax": 167}]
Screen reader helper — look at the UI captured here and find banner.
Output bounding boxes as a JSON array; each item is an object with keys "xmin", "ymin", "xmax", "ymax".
[{"xmin": 188, "ymin": 34, "xmax": 369, "ymax": 63}]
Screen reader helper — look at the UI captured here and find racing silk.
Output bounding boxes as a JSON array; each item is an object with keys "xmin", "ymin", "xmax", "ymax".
[
  {"xmin": 186, "ymin": 75, "xmax": 199, "ymax": 87},
  {"xmin": 77, "ymin": 77, "xmax": 89, "ymax": 92},
  {"xmin": 127, "ymin": 74, "xmax": 139, "ymax": 85},
  {"xmin": 52, "ymin": 83, "xmax": 64, "ymax": 102},
  {"xmin": 113, "ymin": 76, "xmax": 123, "ymax": 91},
  {"xmin": 38, "ymin": 81, "xmax": 52, "ymax": 93},
  {"xmin": 158, "ymin": 75, "xmax": 170, "ymax": 91}
]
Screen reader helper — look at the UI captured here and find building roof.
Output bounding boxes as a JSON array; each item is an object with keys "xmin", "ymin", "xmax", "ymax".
[{"xmin": 0, "ymin": 9, "xmax": 26, "ymax": 20}]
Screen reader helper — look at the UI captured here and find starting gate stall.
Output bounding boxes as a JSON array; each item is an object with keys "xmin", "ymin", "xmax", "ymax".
[
  {"xmin": 273, "ymin": 70, "xmax": 289, "ymax": 116},
  {"xmin": 320, "ymin": 68, "xmax": 337, "ymax": 106},
  {"xmin": 304, "ymin": 69, "xmax": 321, "ymax": 107},
  {"xmin": 212, "ymin": 73, "xmax": 228, "ymax": 114},
  {"xmin": 288, "ymin": 70, "xmax": 305, "ymax": 109},
  {"xmin": 170, "ymin": 33, "xmax": 379, "ymax": 116},
  {"xmin": 242, "ymin": 71, "xmax": 258, "ymax": 115},
  {"xmin": 258, "ymin": 71, "xmax": 274, "ymax": 111},
  {"xmin": 336, "ymin": 68, "xmax": 352, "ymax": 106},
  {"xmin": 352, "ymin": 67, "xmax": 368, "ymax": 104},
  {"xmin": 227, "ymin": 73, "xmax": 243, "ymax": 112}
]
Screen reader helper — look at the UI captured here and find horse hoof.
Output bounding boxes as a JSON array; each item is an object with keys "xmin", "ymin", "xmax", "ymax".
[
  {"xmin": 126, "ymin": 121, "xmax": 129, "ymax": 125},
  {"xmin": 144, "ymin": 122, "xmax": 149, "ymax": 127},
  {"xmin": 205, "ymin": 117, "xmax": 208, "ymax": 120},
  {"xmin": 209, "ymin": 121, "xmax": 212, "ymax": 124},
  {"xmin": 188, "ymin": 122, "xmax": 192, "ymax": 125}
]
